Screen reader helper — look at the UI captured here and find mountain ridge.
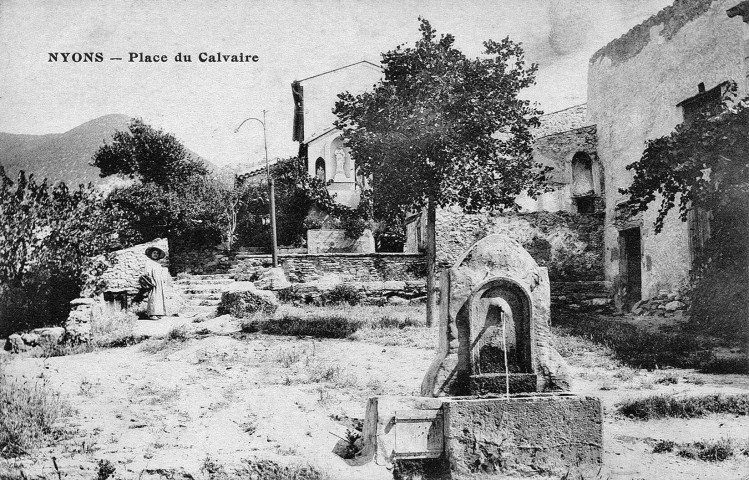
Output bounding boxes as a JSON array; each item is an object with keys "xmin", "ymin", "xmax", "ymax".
[{"xmin": 0, "ymin": 115, "xmax": 214, "ymax": 186}]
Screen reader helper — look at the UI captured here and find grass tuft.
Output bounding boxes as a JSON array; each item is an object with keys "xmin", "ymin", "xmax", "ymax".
[
  {"xmin": 0, "ymin": 361, "xmax": 72, "ymax": 457},
  {"xmin": 617, "ymin": 393, "xmax": 749, "ymax": 420},
  {"xmin": 654, "ymin": 438, "xmax": 746, "ymax": 462}
]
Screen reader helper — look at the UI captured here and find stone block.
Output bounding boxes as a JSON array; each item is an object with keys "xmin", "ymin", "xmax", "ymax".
[
  {"xmin": 33, "ymin": 327, "xmax": 65, "ymax": 346},
  {"xmin": 70, "ymin": 297, "xmax": 95, "ymax": 306},
  {"xmin": 360, "ymin": 396, "xmax": 447, "ymax": 466},
  {"xmin": 21, "ymin": 332, "xmax": 40, "ymax": 346},
  {"xmin": 383, "ymin": 280, "xmax": 406, "ymax": 291},
  {"xmin": 387, "ymin": 296, "xmax": 410, "ymax": 305},
  {"xmin": 254, "ymin": 267, "xmax": 291, "ymax": 291},
  {"xmin": 665, "ymin": 300, "xmax": 685, "ymax": 311},
  {"xmin": 442, "ymin": 395, "xmax": 603, "ymax": 478}
]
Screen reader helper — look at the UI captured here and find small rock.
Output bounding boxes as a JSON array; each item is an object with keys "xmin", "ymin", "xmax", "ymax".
[
  {"xmin": 5, "ymin": 334, "xmax": 28, "ymax": 353},
  {"xmin": 21, "ymin": 332, "xmax": 39, "ymax": 347},
  {"xmin": 33, "ymin": 327, "xmax": 65, "ymax": 346},
  {"xmin": 70, "ymin": 297, "xmax": 95, "ymax": 306},
  {"xmin": 383, "ymin": 280, "xmax": 406, "ymax": 291},
  {"xmin": 254, "ymin": 267, "xmax": 291, "ymax": 291},
  {"xmin": 665, "ymin": 301, "xmax": 685, "ymax": 312},
  {"xmin": 387, "ymin": 296, "xmax": 409, "ymax": 305}
]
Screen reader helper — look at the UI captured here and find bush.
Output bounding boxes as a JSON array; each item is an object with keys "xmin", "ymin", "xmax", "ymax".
[
  {"xmin": 617, "ymin": 393, "xmax": 749, "ymax": 420},
  {"xmin": 218, "ymin": 288, "xmax": 279, "ymax": 318},
  {"xmin": 277, "ymin": 285, "xmax": 305, "ymax": 304},
  {"xmin": 553, "ymin": 309, "xmax": 709, "ymax": 369},
  {"xmin": 0, "ymin": 169, "xmax": 128, "ymax": 338},
  {"xmin": 320, "ymin": 284, "xmax": 362, "ymax": 306},
  {"xmin": 243, "ymin": 314, "xmax": 361, "ymax": 339},
  {"xmin": 89, "ymin": 306, "xmax": 138, "ymax": 348},
  {"xmin": 166, "ymin": 325, "xmax": 189, "ymax": 342}
]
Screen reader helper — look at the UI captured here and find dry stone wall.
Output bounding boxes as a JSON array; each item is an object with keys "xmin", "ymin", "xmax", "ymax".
[
  {"xmin": 82, "ymin": 238, "xmax": 169, "ymax": 297},
  {"xmin": 436, "ymin": 208, "xmax": 610, "ymax": 310},
  {"xmin": 437, "ymin": 208, "xmax": 604, "ymax": 281},
  {"xmin": 228, "ymin": 253, "xmax": 426, "ymax": 283}
]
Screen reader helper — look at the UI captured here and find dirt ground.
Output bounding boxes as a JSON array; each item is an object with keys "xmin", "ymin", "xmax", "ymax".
[{"xmin": 1, "ymin": 313, "xmax": 749, "ymax": 480}]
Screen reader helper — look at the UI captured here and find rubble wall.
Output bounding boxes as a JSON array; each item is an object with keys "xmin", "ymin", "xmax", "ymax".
[
  {"xmin": 229, "ymin": 253, "xmax": 427, "ymax": 283},
  {"xmin": 82, "ymin": 238, "xmax": 169, "ymax": 297},
  {"xmin": 436, "ymin": 208, "xmax": 605, "ymax": 282}
]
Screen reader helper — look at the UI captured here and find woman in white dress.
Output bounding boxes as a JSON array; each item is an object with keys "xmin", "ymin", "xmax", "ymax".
[{"xmin": 142, "ymin": 247, "xmax": 168, "ymax": 319}]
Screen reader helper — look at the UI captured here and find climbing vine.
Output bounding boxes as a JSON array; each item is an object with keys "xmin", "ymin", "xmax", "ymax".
[{"xmin": 621, "ymin": 82, "xmax": 749, "ymax": 340}]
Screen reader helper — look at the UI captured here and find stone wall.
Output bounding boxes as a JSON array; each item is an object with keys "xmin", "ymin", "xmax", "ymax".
[
  {"xmin": 522, "ymin": 124, "xmax": 602, "ymax": 214},
  {"xmin": 307, "ymin": 229, "xmax": 375, "ymax": 254},
  {"xmin": 436, "ymin": 208, "xmax": 610, "ymax": 310},
  {"xmin": 229, "ymin": 253, "xmax": 426, "ymax": 283},
  {"xmin": 436, "ymin": 207, "xmax": 604, "ymax": 282},
  {"xmin": 588, "ymin": 0, "xmax": 748, "ymax": 302},
  {"xmin": 531, "ymin": 103, "xmax": 590, "ymax": 139},
  {"xmin": 82, "ymin": 238, "xmax": 169, "ymax": 297},
  {"xmin": 170, "ymin": 242, "xmax": 234, "ymax": 275}
]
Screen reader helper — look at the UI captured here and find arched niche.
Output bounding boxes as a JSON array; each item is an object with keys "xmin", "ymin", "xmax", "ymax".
[
  {"xmin": 315, "ymin": 157, "xmax": 326, "ymax": 181},
  {"xmin": 466, "ymin": 277, "xmax": 533, "ymax": 376},
  {"xmin": 571, "ymin": 151, "xmax": 599, "ymax": 213},
  {"xmin": 571, "ymin": 152, "xmax": 595, "ymax": 197},
  {"xmin": 330, "ymin": 136, "xmax": 354, "ymax": 182}
]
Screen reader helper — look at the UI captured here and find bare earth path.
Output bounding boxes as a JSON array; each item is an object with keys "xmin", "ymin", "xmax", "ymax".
[{"xmin": 2, "ymin": 318, "xmax": 749, "ymax": 479}]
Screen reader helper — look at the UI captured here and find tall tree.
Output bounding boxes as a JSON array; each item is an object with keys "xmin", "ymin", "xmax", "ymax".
[
  {"xmin": 333, "ymin": 19, "xmax": 548, "ymax": 325},
  {"xmin": 92, "ymin": 118, "xmax": 230, "ymax": 250},
  {"xmin": 91, "ymin": 118, "xmax": 208, "ymax": 187}
]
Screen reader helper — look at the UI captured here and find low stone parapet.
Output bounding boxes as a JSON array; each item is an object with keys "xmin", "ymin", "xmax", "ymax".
[{"xmin": 551, "ymin": 280, "xmax": 613, "ymax": 311}]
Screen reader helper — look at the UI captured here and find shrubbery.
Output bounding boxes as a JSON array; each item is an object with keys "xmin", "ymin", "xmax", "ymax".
[
  {"xmin": 217, "ymin": 289, "xmax": 279, "ymax": 318},
  {"xmin": 0, "ymin": 168, "xmax": 127, "ymax": 337},
  {"xmin": 320, "ymin": 284, "xmax": 362, "ymax": 306},
  {"xmin": 242, "ymin": 314, "xmax": 361, "ymax": 339}
]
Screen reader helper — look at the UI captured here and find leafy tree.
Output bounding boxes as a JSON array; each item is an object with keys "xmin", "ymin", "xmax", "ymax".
[
  {"xmin": 93, "ymin": 119, "xmax": 243, "ymax": 256},
  {"xmin": 621, "ymin": 83, "xmax": 749, "ymax": 340},
  {"xmin": 91, "ymin": 118, "xmax": 208, "ymax": 187},
  {"xmin": 0, "ymin": 167, "xmax": 125, "ymax": 335},
  {"xmin": 333, "ymin": 19, "xmax": 548, "ymax": 325}
]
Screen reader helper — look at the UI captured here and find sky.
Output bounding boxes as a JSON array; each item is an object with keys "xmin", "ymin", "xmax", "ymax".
[{"xmin": 0, "ymin": 0, "xmax": 674, "ymax": 168}]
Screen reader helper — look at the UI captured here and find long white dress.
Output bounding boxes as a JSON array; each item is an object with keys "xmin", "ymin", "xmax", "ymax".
[{"xmin": 145, "ymin": 258, "xmax": 168, "ymax": 317}]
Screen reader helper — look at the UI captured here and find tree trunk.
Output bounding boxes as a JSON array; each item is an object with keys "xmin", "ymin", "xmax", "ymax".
[{"xmin": 425, "ymin": 199, "xmax": 437, "ymax": 327}]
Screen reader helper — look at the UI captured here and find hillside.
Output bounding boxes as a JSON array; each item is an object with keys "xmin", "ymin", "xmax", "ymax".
[{"xmin": 0, "ymin": 115, "xmax": 213, "ymax": 186}]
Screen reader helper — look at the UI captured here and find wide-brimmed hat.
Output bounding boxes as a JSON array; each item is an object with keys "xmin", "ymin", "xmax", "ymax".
[{"xmin": 145, "ymin": 246, "xmax": 166, "ymax": 260}]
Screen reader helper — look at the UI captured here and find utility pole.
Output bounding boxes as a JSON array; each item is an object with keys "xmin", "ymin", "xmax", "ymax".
[{"xmin": 235, "ymin": 111, "xmax": 279, "ymax": 267}]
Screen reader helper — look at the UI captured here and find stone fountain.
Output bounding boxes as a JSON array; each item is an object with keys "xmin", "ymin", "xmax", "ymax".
[{"xmin": 356, "ymin": 235, "xmax": 603, "ymax": 479}]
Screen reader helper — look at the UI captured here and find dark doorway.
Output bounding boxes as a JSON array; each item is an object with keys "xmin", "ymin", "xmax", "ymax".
[{"xmin": 619, "ymin": 228, "xmax": 642, "ymax": 310}]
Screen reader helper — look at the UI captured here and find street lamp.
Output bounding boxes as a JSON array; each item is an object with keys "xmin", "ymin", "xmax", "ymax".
[{"xmin": 235, "ymin": 110, "xmax": 278, "ymax": 267}]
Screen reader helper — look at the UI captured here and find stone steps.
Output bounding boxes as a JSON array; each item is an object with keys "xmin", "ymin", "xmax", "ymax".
[
  {"xmin": 179, "ymin": 286, "xmax": 227, "ymax": 294},
  {"xmin": 174, "ymin": 278, "xmax": 236, "ymax": 286},
  {"xmin": 173, "ymin": 274, "xmax": 237, "ymax": 310}
]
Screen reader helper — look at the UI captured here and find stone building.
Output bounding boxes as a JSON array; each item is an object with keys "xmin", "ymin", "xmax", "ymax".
[
  {"xmin": 587, "ymin": 0, "xmax": 749, "ymax": 309},
  {"xmin": 404, "ymin": 104, "xmax": 610, "ymax": 310},
  {"xmin": 292, "ymin": 60, "xmax": 382, "ymax": 209}
]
